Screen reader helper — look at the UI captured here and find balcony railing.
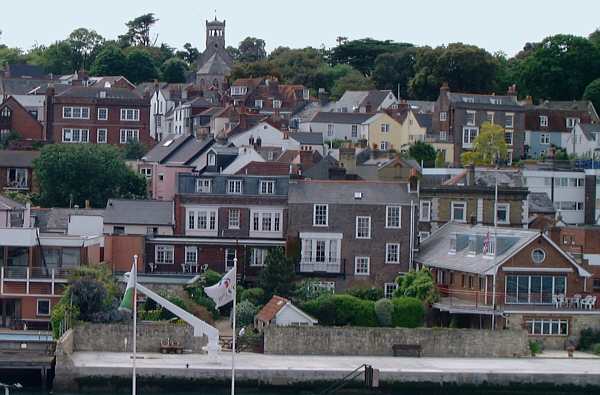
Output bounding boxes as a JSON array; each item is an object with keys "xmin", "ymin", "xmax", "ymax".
[
  {"xmin": 2, "ymin": 266, "xmax": 71, "ymax": 280},
  {"xmin": 297, "ymin": 259, "xmax": 345, "ymax": 275}
]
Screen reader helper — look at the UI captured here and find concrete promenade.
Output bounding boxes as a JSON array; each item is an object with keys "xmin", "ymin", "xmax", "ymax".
[{"xmin": 60, "ymin": 351, "xmax": 600, "ymax": 388}]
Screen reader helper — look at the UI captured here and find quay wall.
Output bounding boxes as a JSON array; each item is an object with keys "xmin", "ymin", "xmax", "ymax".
[{"xmin": 264, "ymin": 326, "xmax": 530, "ymax": 358}]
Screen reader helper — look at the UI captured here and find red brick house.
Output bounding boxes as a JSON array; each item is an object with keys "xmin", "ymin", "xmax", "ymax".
[
  {"xmin": 0, "ymin": 96, "xmax": 45, "ymax": 141},
  {"xmin": 45, "ymin": 85, "xmax": 153, "ymax": 146}
]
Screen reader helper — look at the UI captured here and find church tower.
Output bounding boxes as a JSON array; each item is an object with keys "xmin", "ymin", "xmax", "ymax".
[
  {"xmin": 206, "ymin": 18, "xmax": 226, "ymax": 52},
  {"xmin": 196, "ymin": 17, "xmax": 233, "ymax": 91}
]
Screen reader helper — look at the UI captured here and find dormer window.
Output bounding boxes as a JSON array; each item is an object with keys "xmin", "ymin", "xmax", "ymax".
[
  {"xmin": 255, "ymin": 99, "xmax": 263, "ymax": 109},
  {"xmin": 566, "ymin": 117, "xmax": 580, "ymax": 129},
  {"xmin": 462, "ymin": 97, "xmax": 475, "ymax": 103},
  {"xmin": 231, "ymin": 86, "xmax": 247, "ymax": 96},
  {"xmin": 449, "ymin": 234, "xmax": 457, "ymax": 255},
  {"xmin": 227, "ymin": 179, "xmax": 243, "ymax": 194},
  {"xmin": 273, "ymin": 99, "xmax": 282, "ymax": 109},
  {"xmin": 208, "ymin": 153, "xmax": 216, "ymax": 166}
]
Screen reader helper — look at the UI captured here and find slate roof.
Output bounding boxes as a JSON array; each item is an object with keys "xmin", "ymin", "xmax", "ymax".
[
  {"xmin": 236, "ymin": 161, "xmax": 292, "ymax": 176},
  {"xmin": 528, "ymin": 192, "xmax": 556, "ymax": 214},
  {"xmin": 0, "ymin": 150, "xmax": 40, "ymax": 168},
  {"xmin": 534, "ymin": 100, "xmax": 593, "ymax": 112},
  {"xmin": 289, "ymin": 132, "xmax": 323, "ymax": 145},
  {"xmin": 11, "ymin": 94, "xmax": 46, "ymax": 108},
  {"xmin": 442, "ymin": 168, "xmax": 524, "ymax": 188},
  {"xmin": 0, "ymin": 78, "xmax": 52, "ymax": 95},
  {"xmin": 448, "ymin": 93, "xmax": 518, "ymax": 105},
  {"xmin": 415, "ymin": 113, "xmax": 432, "ymax": 132},
  {"xmin": 288, "ymin": 179, "xmax": 415, "ymax": 205},
  {"xmin": 142, "ymin": 134, "xmax": 190, "ymax": 163},
  {"xmin": 578, "ymin": 123, "xmax": 600, "ymax": 141},
  {"xmin": 302, "ymin": 155, "xmax": 339, "ymax": 180},
  {"xmin": 361, "ymin": 90, "xmax": 393, "ymax": 108},
  {"xmin": 33, "ymin": 208, "xmax": 104, "ymax": 232},
  {"xmin": 407, "ymin": 100, "xmax": 435, "ymax": 113},
  {"xmin": 104, "ymin": 199, "xmax": 174, "ymax": 226},
  {"xmin": 4, "ymin": 64, "xmax": 47, "ymax": 79},
  {"xmin": 0, "ymin": 195, "xmax": 24, "ymax": 210},
  {"xmin": 197, "ymin": 53, "xmax": 232, "ymax": 76},
  {"xmin": 167, "ymin": 137, "xmax": 214, "ymax": 165},
  {"xmin": 310, "ymin": 112, "xmax": 373, "ymax": 124},
  {"xmin": 57, "ymin": 86, "xmax": 143, "ymax": 100}
]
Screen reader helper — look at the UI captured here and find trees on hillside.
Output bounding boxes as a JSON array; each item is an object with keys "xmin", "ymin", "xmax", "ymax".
[
  {"xmin": 330, "ymin": 38, "xmax": 413, "ymax": 76},
  {"xmin": 583, "ymin": 78, "xmax": 600, "ymax": 114},
  {"xmin": 238, "ymin": 37, "xmax": 267, "ymax": 63},
  {"xmin": 372, "ymin": 48, "xmax": 417, "ymax": 97},
  {"xmin": 90, "ymin": 44, "xmax": 127, "ymax": 76}
]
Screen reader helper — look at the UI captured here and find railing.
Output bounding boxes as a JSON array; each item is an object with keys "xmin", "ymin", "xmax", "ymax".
[
  {"xmin": 3, "ymin": 266, "xmax": 71, "ymax": 280},
  {"xmin": 297, "ymin": 259, "xmax": 345, "ymax": 275}
]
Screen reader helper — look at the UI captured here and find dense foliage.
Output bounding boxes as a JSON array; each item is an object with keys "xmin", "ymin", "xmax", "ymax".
[
  {"xmin": 303, "ymin": 294, "xmax": 378, "ymax": 327},
  {"xmin": 578, "ymin": 328, "xmax": 600, "ymax": 350},
  {"xmin": 374, "ymin": 298, "xmax": 393, "ymax": 327},
  {"xmin": 394, "ymin": 268, "xmax": 439, "ymax": 304},
  {"xmin": 460, "ymin": 122, "xmax": 509, "ymax": 166},
  {"xmin": 408, "ymin": 141, "xmax": 437, "ymax": 166},
  {"xmin": 257, "ymin": 248, "xmax": 296, "ymax": 300},
  {"xmin": 391, "ymin": 297, "xmax": 424, "ymax": 328}
]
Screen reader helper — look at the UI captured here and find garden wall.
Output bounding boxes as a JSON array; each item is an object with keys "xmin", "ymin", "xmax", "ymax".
[
  {"xmin": 73, "ymin": 322, "xmax": 207, "ymax": 353},
  {"xmin": 264, "ymin": 326, "xmax": 529, "ymax": 358}
]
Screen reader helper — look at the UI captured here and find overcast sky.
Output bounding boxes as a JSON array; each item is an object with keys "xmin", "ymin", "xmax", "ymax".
[{"xmin": 2, "ymin": 0, "xmax": 599, "ymax": 56}]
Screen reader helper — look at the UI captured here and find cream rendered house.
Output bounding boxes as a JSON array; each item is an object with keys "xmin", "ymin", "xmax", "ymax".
[{"xmin": 360, "ymin": 112, "xmax": 403, "ymax": 151}]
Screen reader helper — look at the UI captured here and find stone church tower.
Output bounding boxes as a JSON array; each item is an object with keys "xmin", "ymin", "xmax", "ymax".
[{"xmin": 196, "ymin": 17, "xmax": 233, "ymax": 91}]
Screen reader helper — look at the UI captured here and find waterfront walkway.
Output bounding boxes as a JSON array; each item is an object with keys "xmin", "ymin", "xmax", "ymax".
[{"xmin": 64, "ymin": 351, "xmax": 600, "ymax": 387}]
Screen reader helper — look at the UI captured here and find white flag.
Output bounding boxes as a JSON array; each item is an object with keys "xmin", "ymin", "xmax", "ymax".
[{"xmin": 204, "ymin": 267, "xmax": 236, "ymax": 308}]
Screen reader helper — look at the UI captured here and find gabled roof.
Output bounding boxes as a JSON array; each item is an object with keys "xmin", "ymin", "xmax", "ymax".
[
  {"xmin": 142, "ymin": 135, "xmax": 214, "ymax": 165},
  {"xmin": 0, "ymin": 194, "xmax": 24, "ymax": 210},
  {"xmin": 578, "ymin": 123, "xmax": 600, "ymax": 141},
  {"xmin": 310, "ymin": 112, "xmax": 373, "ymax": 124},
  {"xmin": 528, "ymin": 192, "xmax": 555, "ymax": 214},
  {"xmin": 235, "ymin": 161, "xmax": 292, "ymax": 176},
  {"xmin": 289, "ymin": 132, "xmax": 323, "ymax": 146},
  {"xmin": 0, "ymin": 78, "xmax": 52, "ymax": 96},
  {"xmin": 255, "ymin": 295, "xmax": 317, "ymax": 324},
  {"xmin": 104, "ymin": 199, "xmax": 174, "ymax": 226},
  {"xmin": 197, "ymin": 53, "xmax": 232, "ymax": 76},
  {"xmin": 534, "ymin": 100, "xmax": 593, "ymax": 112},
  {"xmin": 142, "ymin": 134, "xmax": 191, "ymax": 163},
  {"xmin": 0, "ymin": 150, "xmax": 40, "ymax": 168},
  {"xmin": 414, "ymin": 113, "xmax": 432, "ymax": 132},
  {"xmin": 11, "ymin": 94, "xmax": 45, "ymax": 108},
  {"xmin": 4, "ymin": 64, "xmax": 47, "ymax": 79}
]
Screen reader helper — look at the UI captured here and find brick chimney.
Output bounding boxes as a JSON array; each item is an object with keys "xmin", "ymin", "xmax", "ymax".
[{"xmin": 466, "ymin": 164, "xmax": 475, "ymax": 186}]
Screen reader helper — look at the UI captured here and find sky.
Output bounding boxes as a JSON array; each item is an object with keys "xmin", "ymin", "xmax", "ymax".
[{"xmin": 2, "ymin": 0, "xmax": 600, "ymax": 56}]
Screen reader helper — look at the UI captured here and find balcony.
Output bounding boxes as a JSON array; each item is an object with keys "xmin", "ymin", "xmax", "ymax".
[
  {"xmin": 0, "ymin": 228, "xmax": 37, "ymax": 247},
  {"xmin": 296, "ymin": 259, "xmax": 345, "ymax": 276},
  {"xmin": 0, "ymin": 266, "xmax": 71, "ymax": 297}
]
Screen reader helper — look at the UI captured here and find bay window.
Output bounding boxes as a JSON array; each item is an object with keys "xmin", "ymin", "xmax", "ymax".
[{"xmin": 505, "ymin": 275, "xmax": 566, "ymax": 304}]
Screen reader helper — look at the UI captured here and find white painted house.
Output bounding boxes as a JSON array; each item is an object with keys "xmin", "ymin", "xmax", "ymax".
[
  {"xmin": 564, "ymin": 123, "xmax": 600, "ymax": 158},
  {"xmin": 228, "ymin": 121, "xmax": 300, "ymax": 151},
  {"xmin": 303, "ymin": 112, "xmax": 372, "ymax": 143},
  {"xmin": 254, "ymin": 295, "xmax": 317, "ymax": 331}
]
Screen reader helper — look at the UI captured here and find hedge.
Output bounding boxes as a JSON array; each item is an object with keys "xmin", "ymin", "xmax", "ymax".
[
  {"xmin": 391, "ymin": 297, "xmax": 424, "ymax": 328},
  {"xmin": 303, "ymin": 294, "xmax": 377, "ymax": 327}
]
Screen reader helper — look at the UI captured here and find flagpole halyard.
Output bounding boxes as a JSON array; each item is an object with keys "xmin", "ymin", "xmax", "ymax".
[
  {"xmin": 132, "ymin": 254, "xmax": 138, "ymax": 395},
  {"xmin": 231, "ymin": 257, "xmax": 237, "ymax": 395}
]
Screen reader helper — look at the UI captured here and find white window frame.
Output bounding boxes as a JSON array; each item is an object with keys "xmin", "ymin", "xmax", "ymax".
[
  {"xmin": 225, "ymin": 248, "xmax": 237, "ymax": 270},
  {"xmin": 207, "ymin": 153, "xmax": 216, "ymax": 166},
  {"xmin": 439, "ymin": 131, "xmax": 448, "ymax": 141},
  {"xmin": 384, "ymin": 282, "xmax": 398, "ymax": 298},
  {"xmin": 313, "ymin": 204, "xmax": 328, "ymax": 227},
  {"xmin": 351, "ymin": 124, "xmax": 358, "ymax": 138},
  {"xmin": 327, "ymin": 124, "xmax": 334, "ymax": 137},
  {"xmin": 486, "ymin": 112, "xmax": 495, "ymax": 124},
  {"xmin": 120, "ymin": 129, "xmax": 139, "ymax": 144},
  {"xmin": 249, "ymin": 248, "xmax": 268, "ymax": 267},
  {"xmin": 97, "ymin": 128, "xmax": 107, "ymax": 144},
  {"xmin": 272, "ymin": 99, "xmax": 282, "ymax": 109},
  {"xmin": 451, "ymin": 201, "xmax": 467, "ymax": 223},
  {"xmin": 120, "ymin": 108, "xmax": 140, "ymax": 121},
  {"xmin": 566, "ymin": 117, "xmax": 580, "ymax": 129},
  {"xmin": 439, "ymin": 112, "xmax": 448, "ymax": 122},
  {"xmin": 526, "ymin": 319, "xmax": 569, "ymax": 336},
  {"xmin": 195, "ymin": 178, "xmax": 212, "ymax": 193},
  {"xmin": 380, "ymin": 123, "xmax": 390, "ymax": 133},
  {"xmin": 62, "ymin": 128, "xmax": 89, "ymax": 143},
  {"xmin": 465, "ymin": 110, "xmax": 476, "ymax": 126},
  {"xmin": 385, "ymin": 243, "xmax": 400, "ymax": 264},
  {"xmin": 505, "ymin": 130, "xmax": 513, "ymax": 146},
  {"xmin": 419, "ymin": 201, "xmax": 431, "ymax": 222},
  {"xmin": 539, "ymin": 115, "xmax": 548, "ymax": 127},
  {"xmin": 496, "ymin": 203, "xmax": 510, "ymax": 225},
  {"xmin": 36, "ymin": 299, "xmax": 51, "ymax": 316},
  {"xmin": 462, "ymin": 127, "xmax": 478, "ymax": 148},
  {"xmin": 97, "ymin": 108, "xmax": 108, "ymax": 121},
  {"xmin": 380, "ymin": 141, "xmax": 389, "ymax": 151},
  {"xmin": 7, "ymin": 167, "xmax": 28, "ymax": 189},
  {"xmin": 419, "ymin": 231, "xmax": 430, "ymax": 242},
  {"xmin": 386, "ymin": 205, "xmax": 401, "ymax": 228},
  {"xmin": 155, "ymin": 245, "xmax": 174, "ymax": 265},
  {"xmin": 259, "ymin": 180, "xmax": 275, "ymax": 195},
  {"xmin": 355, "ymin": 216, "xmax": 371, "ymax": 239},
  {"xmin": 185, "ymin": 246, "xmax": 198, "ymax": 265},
  {"xmin": 540, "ymin": 133, "xmax": 550, "ymax": 145},
  {"xmin": 354, "ymin": 256, "xmax": 370, "ymax": 275},
  {"xmin": 227, "ymin": 179, "xmax": 243, "ymax": 195},
  {"xmin": 62, "ymin": 106, "xmax": 90, "ymax": 120},
  {"xmin": 251, "ymin": 210, "xmax": 282, "ymax": 233},
  {"xmin": 254, "ymin": 99, "xmax": 263, "ymax": 109},
  {"xmin": 505, "ymin": 112, "xmax": 514, "ymax": 129},
  {"xmin": 228, "ymin": 208, "xmax": 240, "ymax": 229}
]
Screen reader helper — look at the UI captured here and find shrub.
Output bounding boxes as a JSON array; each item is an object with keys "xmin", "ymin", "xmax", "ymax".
[
  {"xmin": 592, "ymin": 343, "xmax": 600, "ymax": 356},
  {"xmin": 203, "ymin": 269, "xmax": 222, "ymax": 287},
  {"xmin": 292, "ymin": 279, "xmax": 334, "ymax": 304},
  {"xmin": 303, "ymin": 294, "xmax": 377, "ymax": 327},
  {"xmin": 578, "ymin": 328, "xmax": 600, "ymax": 350},
  {"xmin": 374, "ymin": 298, "xmax": 393, "ymax": 327},
  {"xmin": 138, "ymin": 309, "xmax": 162, "ymax": 321},
  {"xmin": 346, "ymin": 286, "xmax": 384, "ymax": 301},
  {"xmin": 529, "ymin": 340, "xmax": 543, "ymax": 356},
  {"xmin": 236, "ymin": 300, "xmax": 259, "ymax": 328},
  {"xmin": 395, "ymin": 268, "xmax": 438, "ymax": 304},
  {"xmin": 391, "ymin": 297, "xmax": 424, "ymax": 328},
  {"xmin": 241, "ymin": 288, "xmax": 265, "ymax": 305}
]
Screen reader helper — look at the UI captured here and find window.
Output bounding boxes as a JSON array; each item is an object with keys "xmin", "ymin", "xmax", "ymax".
[
  {"xmin": 351, "ymin": 124, "xmax": 358, "ymax": 138},
  {"xmin": 419, "ymin": 231, "xmax": 430, "ymax": 242},
  {"xmin": 7, "ymin": 168, "xmax": 27, "ymax": 189},
  {"xmin": 380, "ymin": 123, "xmax": 390, "ymax": 133},
  {"xmin": 62, "ymin": 128, "xmax": 89, "ymax": 143},
  {"xmin": 301, "ymin": 238, "xmax": 340, "ymax": 265},
  {"xmin": 439, "ymin": 112, "xmax": 448, "ymax": 122},
  {"xmin": 496, "ymin": 203, "xmax": 510, "ymax": 225},
  {"xmin": 231, "ymin": 86, "xmax": 247, "ymax": 95},
  {"xmin": 486, "ymin": 112, "xmax": 495, "ymax": 124},
  {"xmin": 252, "ymin": 211, "xmax": 281, "ymax": 232},
  {"xmin": 187, "ymin": 209, "xmax": 218, "ymax": 232},
  {"xmin": 384, "ymin": 283, "xmax": 398, "ymax": 299},
  {"xmin": 531, "ymin": 248, "xmax": 546, "ymax": 264},
  {"xmin": 354, "ymin": 256, "xmax": 370, "ymax": 275},
  {"xmin": 185, "ymin": 246, "xmax": 198, "ymax": 264},
  {"xmin": 540, "ymin": 115, "xmax": 548, "ymax": 127},
  {"xmin": 505, "ymin": 130, "xmax": 513, "ymax": 145},
  {"xmin": 37, "ymin": 299, "xmax": 50, "ymax": 316},
  {"xmin": 386, "ymin": 206, "xmax": 401, "ymax": 228},
  {"xmin": 227, "ymin": 180, "xmax": 243, "ymax": 194},
  {"xmin": 120, "ymin": 129, "xmax": 139, "ymax": 144},
  {"xmin": 62, "ymin": 106, "xmax": 90, "ymax": 119},
  {"xmin": 593, "ymin": 278, "xmax": 600, "ymax": 292},
  {"xmin": 355, "ymin": 216, "xmax": 371, "ymax": 239},
  {"xmin": 420, "ymin": 201, "xmax": 431, "ymax": 222},
  {"xmin": 260, "ymin": 180, "xmax": 275, "ymax": 195},
  {"xmin": 228, "ymin": 209, "xmax": 240, "ymax": 229},
  {"xmin": 462, "ymin": 97, "xmax": 475, "ymax": 103},
  {"xmin": 1, "ymin": 107, "xmax": 11, "ymax": 118},
  {"xmin": 208, "ymin": 153, "xmax": 216, "ymax": 166},
  {"xmin": 505, "ymin": 275, "xmax": 566, "ymax": 304},
  {"xmin": 327, "ymin": 124, "xmax": 334, "ymax": 137},
  {"xmin": 250, "ymin": 248, "xmax": 268, "ymax": 267},
  {"xmin": 225, "ymin": 248, "xmax": 237, "ymax": 270},
  {"xmin": 386, "ymin": 243, "xmax": 400, "ymax": 263},
  {"xmin": 526, "ymin": 319, "xmax": 568, "ymax": 336},
  {"xmin": 439, "ymin": 131, "xmax": 448, "ymax": 141},
  {"xmin": 120, "ymin": 108, "xmax": 140, "ymax": 121},
  {"xmin": 313, "ymin": 204, "xmax": 328, "ymax": 226},
  {"xmin": 97, "ymin": 108, "xmax": 108, "ymax": 120},
  {"xmin": 379, "ymin": 141, "xmax": 389, "ymax": 151},
  {"xmin": 462, "ymin": 127, "xmax": 478, "ymax": 147},
  {"xmin": 451, "ymin": 201, "xmax": 467, "ymax": 222},
  {"xmin": 540, "ymin": 133, "xmax": 550, "ymax": 145},
  {"xmin": 505, "ymin": 113, "xmax": 514, "ymax": 129},
  {"xmin": 254, "ymin": 99, "xmax": 263, "ymax": 109},
  {"xmin": 97, "ymin": 128, "xmax": 107, "ymax": 143},
  {"xmin": 272, "ymin": 99, "xmax": 282, "ymax": 109},
  {"xmin": 113, "ymin": 226, "xmax": 125, "ymax": 235},
  {"xmin": 465, "ymin": 111, "xmax": 476, "ymax": 126},
  {"xmin": 195, "ymin": 179, "xmax": 212, "ymax": 193},
  {"xmin": 155, "ymin": 245, "xmax": 174, "ymax": 264},
  {"xmin": 566, "ymin": 117, "xmax": 580, "ymax": 128}
]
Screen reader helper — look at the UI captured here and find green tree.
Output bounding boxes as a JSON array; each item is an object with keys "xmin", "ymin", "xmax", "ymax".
[
  {"xmin": 161, "ymin": 57, "xmax": 187, "ymax": 83},
  {"xmin": 408, "ymin": 141, "xmax": 437, "ymax": 166},
  {"xmin": 123, "ymin": 140, "xmax": 147, "ymax": 160},
  {"xmin": 460, "ymin": 122, "xmax": 508, "ymax": 166},
  {"xmin": 33, "ymin": 144, "xmax": 146, "ymax": 208},
  {"xmin": 90, "ymin": 44, "xmax": 127, "ymax": 76},
  {"xmin": 372, "ymin": 48, "xmax": 417, "ymax": 97},
  {"xmin": 269, "ymin": 47, "xmax": 327, "ymax": 90},
  {"xmin": 583, "ymin": 78, "xmax": 600, "ymax": 113},
  {"xmin": 176, "ymin": 43, "xmax": 200, "ymax": 64},
  {"xmin": 0, "ymin": 46, "xmax": 26, "ymax": 68},
  {"xmin": 226, "ymin": 46, "xmax": 241, "ymax": 62},
  {"xmin": 331, "ymin": 69, "xmax": 374, "ymax": 99},
  {"xmin": 391, "ymin": 297, "xmax": 424, "ymax": 328},
  {"xmin": 119, "ymin": 13, "xmax": 158, "ymax": 47},
  {"xmin": 330, "ymin": 38, "xmax": 413, "ymax": 75},
  {"xmin": 238, "ymin": 37, "xmax": 267, "ymax": 63},
  {"xmin": 394, "ymin": 268, "xmax": 438, "ymax": 304},
  {"xmin": 68, "ymin": 28, "xmax": 105, "ymax": 70},
  {"xmin": 125, "ymin": 47, "xmax": 159, "ymax": 84},
  {"xmin": 435, "ymin": 150, "xmax": 446, "ymax": 168},
  {"xmin": 257, "ymin": 248, "xmax": 295, "ymax": 299},
  {"xmin": 235, "ymin": 300, "xmax": 259, "ymax": 328},
  {"xmin": 30, "ymin": 41, "xmax": 75, "ymax": 74},
  {"xmin": 517, "ymin": 34, "xmax": 600, "ymax": 101},
  {"xmin": 409, "ymin": 43, "xmax": 499, "ymax": 100},
  {"xmin": 230, "ymin": 60, "xmax": 279, "ymax": 81}
]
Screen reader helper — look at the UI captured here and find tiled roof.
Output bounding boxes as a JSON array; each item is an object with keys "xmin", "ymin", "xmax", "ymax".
[
  {"xmin": 142, "ymin": 134, "xmax": 190, "ymax": 163},
  {"xmin": 0, "ymin": 150, "xmax": 40, "ymax": 168},
  {"xmin": 310, "ymin": 112, "xmax": 373, "ymax": 124},
  {"xmin": 235, "ymin": 161, "xmax": 292, "ymax": 176},
  {"xmin": 528, "ymin": 192, "xmax": 555, "ymax": 214},
  {"xmin": 104, "ymin": 199, "xmax": 173, "ymax": 226},
  {"xmin": 255, "ymin": 296, "xmax": 289, "ymax": 322}
]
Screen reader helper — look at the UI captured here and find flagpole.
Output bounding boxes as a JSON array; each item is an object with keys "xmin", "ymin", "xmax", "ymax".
[
  {"xmin": 132, "ymin": 254, "xmax": 138, "ymax": 395},
  {"xmin": 491, "ymin": 174, "xmax": 498, "ymax": 331},
  {"xmin": 231, "ymin": 257, "xmax": 237, "ymax": 395}
]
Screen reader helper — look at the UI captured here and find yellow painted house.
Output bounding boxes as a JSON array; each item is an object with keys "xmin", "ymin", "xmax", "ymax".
[{"xmin": 360, "ymin": 112, "xmax": 403, "ymax": 151}]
